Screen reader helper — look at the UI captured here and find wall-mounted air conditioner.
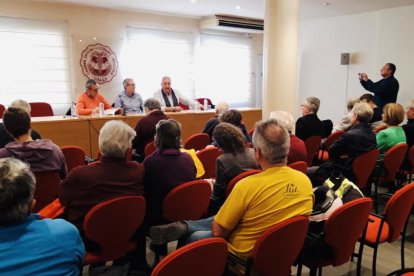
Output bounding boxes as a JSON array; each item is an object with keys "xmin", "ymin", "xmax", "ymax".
[{"xmin": 200, "ymin": 15, "xmax": 264, "ymax": 33}]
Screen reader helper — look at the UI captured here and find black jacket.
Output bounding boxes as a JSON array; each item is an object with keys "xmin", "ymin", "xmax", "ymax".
[
  {"xmin": 360, "ymin": 76, "xmax": 399, "ymax": 110},
  {"xmin": 295, "ymin": 114, "xmax": 324, "ymax": 141},
  {"xmin": 329, "ymin": 122, "xmax": 377, "ymax": 165},
  {"xmin": 402, "ymin": 119, "xmax": 414, "ymax": 150}
]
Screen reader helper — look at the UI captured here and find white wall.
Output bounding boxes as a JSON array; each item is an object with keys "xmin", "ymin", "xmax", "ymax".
[
  {"xmin": 0, "ymin": 0, "xmax": 263, "ymax": 114},
  {"xmin": 298, "ymin": 5, "xmax": 414, "ymax": 123}
]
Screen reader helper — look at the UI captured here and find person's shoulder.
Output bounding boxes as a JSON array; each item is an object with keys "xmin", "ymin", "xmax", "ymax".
[
  {"xmin": 35, "ymin": 217, "xmax": 80, "ymax": 238},
  {"xmin": 126, "ymin": 160, "xmax": 145, "ymax": 170},
  {"xmin": 76, "ymin": 92, "xmax": 87, "ymax": 100}
]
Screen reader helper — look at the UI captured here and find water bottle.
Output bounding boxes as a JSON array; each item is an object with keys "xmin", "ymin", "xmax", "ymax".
[
  {"xmin": 70, "ymin": 102, "xmax": 77, "ymax": 117},
  {"xmin": 194, "ymin": 101, "xmax": 200, "ymax": 112},
  {"xmin": 99, "ymin": 102, "xmax": 104, "ymax": 117},
  {"xmin": 203, "ymin": 99, "xmax": 208, "ymax": 111}
]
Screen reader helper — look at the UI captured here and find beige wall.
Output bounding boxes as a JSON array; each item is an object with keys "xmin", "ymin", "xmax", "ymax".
[{"xmin": 0, "ymin": 0, "xmax": 264, "ymax": 113}]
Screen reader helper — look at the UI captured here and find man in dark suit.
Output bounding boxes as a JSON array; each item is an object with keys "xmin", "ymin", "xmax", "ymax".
[
  {"xmin": 295, "ymin": 96, "xmax": 324, "ymax": 141},
  {"xmin": 359, "ymin": 63, "xmax": 399, "ymax": 111}
]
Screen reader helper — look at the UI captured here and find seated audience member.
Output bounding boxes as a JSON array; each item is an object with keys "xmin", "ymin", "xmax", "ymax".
[
  {"xmin": 59, "ymin": 120, "xmax": 147, "ymax": 271},
  {"xmin": 143, "ymin": 119, "xmax": 196, "ymax": 227},
  {"xmin": 0, "ymin": 158, "xmax": 84, "ymax": 275},
  {"xmin": 132, "ymin": 98, "xmax": 169, "ymax": 161},
  {"xmin": 0, "ymin": 107, "xmax": 67, "ymax": 178},
  {"xmin": 153, "ymin": 76, "xmax": 196, "ymax": 112},
  {"xmin": 209, "ymin": 123, "xmax": 259, "ymax": 214},
  {"xmin": 270, "ymin": 111, "xmax": 307, "ymax": 164},
  {"xmin": 332, "ymin": 97, "xmax": 360, "ymax": 132},
  {"xmin": 60, "ymin": 120, "xmax": 144, "ymax": 228},
  {"xmin": 295, "ymin": 97, "xmax": 324, "ymax": 141},
  {"xmin": 219, "ymin": 109, "xmax": 252, "ymax": 144},
  {"xmin": 77, "ymin": 79, "xmax": 112, "ymax": 115},
  {"xmin": 360, "ymin": 93, "xmax": 383, "ymax": 129},
  {"xmin": 202, "ymin": 101, "xmax": 229, "ymax": 140},
  {"xmin": 402, "ymin": 99, "xmax": 414, "ymax": 150},
  {"xmin": 114, "ymin": 78, "xmax": 144, "ymax": 115},
  {"xmin": 308, "ymin": 102, "xmax": 377, "ymax": 185},
  {"xmin": 150, "ymin": 119, "xmax": 313, "ymax": 274},
  {"xmin": 0, "ymin": 99, "xmax": 41, "ymax": 148},
  {"xmin": 376, "ymin": 103, "xmax": 406, "ymax": 166}
]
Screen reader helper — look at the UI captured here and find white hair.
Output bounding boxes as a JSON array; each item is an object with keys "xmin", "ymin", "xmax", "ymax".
[
  {"xmin": 407, "ymin": 99, "xmax": 414, "ymax": 110},
  {"xmin": 352, "ymin": 102, "xmax": 374, "ymax": 123},
  {"xmin": 215, "ymin": 101, "xmax": 229, "ymax": 115},
  {"xmin": 161, "ymin": 76, "xmax": 171, "ymax": 83},
  {"xmin": 269, "ymin": 111, "xmax": 294, "ymax": 133},
  {"xmin": 99, "ymin": 120, "xmax": 136, "ymax": 158},
  {"xmin": 10, "ymin": 99, "xmax": 31, "ymax": 113}
]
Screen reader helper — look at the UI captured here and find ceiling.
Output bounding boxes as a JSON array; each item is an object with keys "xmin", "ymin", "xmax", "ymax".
[{"xmin": 38, "ymin": 0, "xmax": 414, "ymax": 20}]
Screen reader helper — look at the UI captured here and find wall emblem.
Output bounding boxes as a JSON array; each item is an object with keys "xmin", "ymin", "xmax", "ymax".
[{"xmin": 80, "ymin": 43, "xmax": 118, "ymax": 84}]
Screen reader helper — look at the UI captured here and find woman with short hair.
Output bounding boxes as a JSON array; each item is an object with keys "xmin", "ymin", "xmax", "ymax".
[
  {"xmin": 209, "ymin": 123, "xmax": 259, "ymax": 214},
  {"xmin": 376, "ymin": 103, "xmax": 406, "ymax": 164}
]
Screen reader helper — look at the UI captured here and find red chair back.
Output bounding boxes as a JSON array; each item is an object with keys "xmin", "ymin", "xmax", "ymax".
[
  {"xmin": 248, "ymin": 128, "xmax": 254, "ymax": 138},
  {"xmin": 252, "ymin": 216, "xmax": 309, "ymax": 276},
  {"xmin": 382, "ymin": 144, "xmax": 408, "ymax": 182},
  {"xmin": 195, "ymin": 98, "xmax": 213, "ymax": 106},
  {"xmin": 29, "ymin": 102, "xmax": 54, "ymax": 117},
  {"xmin": 61, "ymin": 146, "xmax": 85, "ymax": 173},
  {"xmin": 196, "ymin": 147, "xmax": 223, "ymax": 179},
  {"xmin": 0, "ymin": 104, "xmax": 5, "ymax": 118},
  {"xmin": 288, "ymin": 161, "xmax": 307, "ymax": 174},
  {"xmin": 184, "ymin": 133, "xmax": 210, "ymax": 151},
  {"xmin": 83, "ymin": 196, "xmax": 146, "ymax": 263},
  {"xmin": 304, "ymin": 136, "xmax": 322, "ymax": 166},
  {"xmin": 323, "ymin": 197, "xmax": 372, "ymax": 266},
  {"xmin": 352, "ymin": 149, "xmax": 379, "ymax": 189},
  {"xmin": 225, "ymin": 169, "xmax": 261, "ymax": 197},
  {"xmin": 383, "ymin": 183, "xmax": 414, "ymax": 242},
  {"xmin": 408, "ymin": 145, "xmax": 414, "ymax": 173},
  {"xmin": 151, "ymin": 238, "xmax": 228, "ymax": 276},
  {"xmin": 145, "ymin": 141, "xmax": 156, "ymax": 157},
  {"xmin": 324, "ymin": 130, "xmax": 345, "ymax": 150},
  {"xmin": 179, "ymin": 103, "xmax": 189, "ymax": 110},
  {"xmin": 163, "ymin": 180, "xmax": 211, "ymax": 222},
  {"xmin": 374, "ymin": 125, "xmax": 388, "ymax": 133},
  {"xmin": 33, "ymin": 171, "xmax": 61, "ymax": 212}
]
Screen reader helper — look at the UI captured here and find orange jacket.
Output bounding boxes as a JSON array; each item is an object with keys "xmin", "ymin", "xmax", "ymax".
[{"xmin": 76, "ymin": 92, "xmax": 112, "ymax": 115}]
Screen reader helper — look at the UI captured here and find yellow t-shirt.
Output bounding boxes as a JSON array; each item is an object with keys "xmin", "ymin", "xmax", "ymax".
[
  {"xmin": 180, "ymin": 148, "xmax": 205, "ymax": 179},
  {"xmin": 214, "ymin": 166, "xmax": 314, "ymax": 260}
]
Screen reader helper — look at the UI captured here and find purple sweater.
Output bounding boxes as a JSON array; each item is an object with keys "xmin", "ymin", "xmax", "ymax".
[
  {"xmin": 143, "ymin": 148, "xmax": 196, "ymax": 225},
  {"xmin": 0, "ymin": 140, "xmax": 67, "ymax": 178}
]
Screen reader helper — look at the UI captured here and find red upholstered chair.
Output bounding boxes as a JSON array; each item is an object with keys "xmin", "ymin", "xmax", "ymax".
[
  {"xmin": 144, "ymin": 141, "xmax": 156, "ymax": 157},
  {"xmin": 375, "ymin": 125, "xmax": 388, "ymax": 133},
  {"xmin": 163, "ymin": 180, "xmax": 211, "ymax": 222},
  {"xmin": 60, "ymin": 146, "xmax": 86, "ymax": 173},
  {"xmin": 184, "ymin": 133, "xmax": 210, "ymax": 151},
  {"xmin": 401, "ymin": 145, "xmax": 414, "ymax": 183},
  {"xmin": 288, "ymin": 161, "xmax": 308, "ymax": 174},
  {"xmin": 229, "ymin": 216, "xmax": 309, "ymax": 276},
  {"xmin": 195, "ymin": 98, "xmax": 213, "ymax": 106},
  {"xmin": 352, "ymin": 149, "xmax": 380, "ymax": 191},
  {"xmin": 387, "ymin": 268, "xmax": 414, "ymax": 276},
  {"xmin": 0, "ymin": 104, "xmax": 5, "ymax": 118},
  {"xmin": 357, "ymin": 183, "xmax": 414, "ymax": 275},
  {"xmin": 225, "ymin": 169, "xmax": 261, "ymax": 198},
  {"xmin": 373, "ymin": 144, "xmax": 408, "ymax": 212},
  {"xmin": 151, "ymin": 238, "xmax": 228, "ymax": 276},
  {"xmin": 179, "ymin": 103, "xmax": 189, "ymax": 110},
  {"xmin": 317, "ymin": 130, "xmax": 345, "ymax": 162},
  {"xmin": 298, "ymin": 198, "xmax": 373, "ymax": 276},
  {"xmin": 304, "ymin": 136, "xmax": 322, "ymax": 166},
  {"xmin": 83, "ymin": 196, "xmax": 146, "ymax": 265},
  {"xmin": 29, "ymin": 102, "xmax": 54, "ymax": 117},
  {"xmin": 196, "ymin": 147, "xmax": 223, "ymax": 179},
  {"xmin": 248, "ymin": 128, "xmax": 254, "ymax": 138},
  {"xmin": 33, "ymin": 171, "xmax": 61, "ymax": 212}
]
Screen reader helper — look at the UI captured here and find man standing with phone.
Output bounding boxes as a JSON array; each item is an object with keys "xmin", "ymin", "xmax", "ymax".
[{"xmin": 359, "ymin": 63, "xmax": 399, "ymax": 111}]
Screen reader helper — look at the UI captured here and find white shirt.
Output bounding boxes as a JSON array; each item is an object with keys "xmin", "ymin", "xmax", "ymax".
[{"xmin": 153, "ymin": 89, "xmax": 194, "ymax": 111}]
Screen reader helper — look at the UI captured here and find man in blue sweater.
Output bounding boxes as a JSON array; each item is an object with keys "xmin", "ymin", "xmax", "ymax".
[
  {"xmin": 359, "ymin": 63, "xmax": 399, "ymax": 111},
  {"xmin": 0, "ymin": 158, "xmax": 84, "ymax": 275}
]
